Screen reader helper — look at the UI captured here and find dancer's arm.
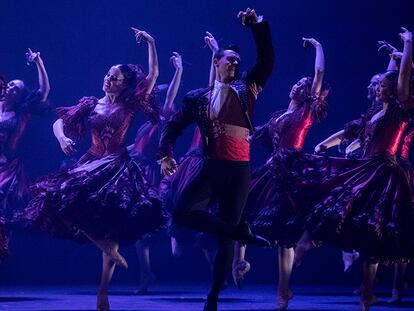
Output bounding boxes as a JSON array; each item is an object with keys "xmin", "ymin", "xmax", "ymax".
[
  {"xmin": 303, "ymin": 38, "xmax": 325, "ymax": 97},
  {"xmin": 164, "ymin": 52, "xmax": 183, "ymax": 114},
  {"xmin": 314, "ymin": 130, "xmax": 345, "ymax": 153},
  {"xmin": 53, "ymin": 119, "xmax": 76, "ymax": 155},
  {"xmin": 204, "ymin": 31, "xmax": 219, "ymax": 87},
  {"xmin": 345, "ymin": 139, "xmax": 361, "ymax": 156},
  {"xmin": 397, "ymin": 27, "xmax": 412, "ymax": 107},
  {"xmin": 239, "ymin": 8, "xmax": 274, "ymax": 89},
  {"xmin": 26, "ymin": 48, "xmax": 50, "ymax": 102},
  {"xmin": 131, "ymin": 28, "xmax": 159, "ymax": 95}
]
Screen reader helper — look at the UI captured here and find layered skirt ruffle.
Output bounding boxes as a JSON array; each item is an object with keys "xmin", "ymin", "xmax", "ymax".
[
  {"xmin": 305, "ymin": 153, "xmax": 414, "ymax": 263},
  {"xmin": 19, "ymin": 151, "xmax": 167, "ymax": 243}
]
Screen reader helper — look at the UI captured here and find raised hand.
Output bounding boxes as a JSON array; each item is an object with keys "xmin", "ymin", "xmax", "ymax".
[
  {"xmin": 160, "ymin": 157, "xmax": 178, "ymax": 176},
  {"xmin": 302, "ymin": 37, "xmax": 321, "ymax": 49},
  {"xmin": 204, "ymin": 31, "xmax": 219, "ymax": 53},
  {"xmin": 58, "ymin": 136, "xmax": 77, "ymax": 155},
  {"xmin": 399, "ymin": 27, "xmax": 412, "ymax": 43},
  {"xmin": 249, "ymin": 82, "xmax": 262, "ymax": 100},
  {"xmin": 237, "ymin": 8, "xmax": 263, "ymax": 26},
  {"xmin": 169, "ymin": 52, "xmax": 182, "ymax": 70},
  {"xmin": 26, "ymin": 48, "xmax": 41, "ymax": 64},
  {"xmin": 377, "ymin": 40, "xmax": 398, "ymax": 53},
  {"xmin": 131, "ymin": 27, "xmax": 155, "ymax": 44},
  {"xmin": 314, "ymin": 143, "xmax": 327, "ymax": 154}
]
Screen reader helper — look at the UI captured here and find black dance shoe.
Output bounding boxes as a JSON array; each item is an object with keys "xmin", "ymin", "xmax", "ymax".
[
  {"xmin": 203, "ymin": 299, "xmax": 217, "ymax": 311},
  {"xmin": 233, "ymin": 222, "xmax": 271, "ymax": 248}
]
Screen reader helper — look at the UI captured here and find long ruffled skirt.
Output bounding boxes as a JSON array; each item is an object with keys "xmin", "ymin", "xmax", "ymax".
[
  {"xmin": 19, "ymin": 151, "xmax": 167, "ymax": 243},
  {"xmin": 305, "ymin": 153, "xmax": 414, "ymax": 263},
  {"xmin": 246, "ymin": 151, "xmax": 339, "ymax": 247},
  {"xmin": 0, "ymin": 158, "xmax": 28, "ymax": 221}
]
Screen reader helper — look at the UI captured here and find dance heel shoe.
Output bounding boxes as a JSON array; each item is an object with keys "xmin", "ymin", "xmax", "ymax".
[
  {"xmin": 233, "ymin": 222, "xmax": 271, "ymax": 248},
  {"xmin": 387, "ymin": 288, "xmax": 402, "ymax": 304},
  {"xmin": 203, "ymin": 300, "xmax": 217, "ymax": 311},
  {"xmin": 360, "ymin": 295, "xmax": 377, "ymax": 311},
  {"xmin": 134, "ymin": 273, "xmax": 156, "ymax": 295},
  {"xmin": 276, "ymin": 289, "xmax": 293, "ymax": 310},
  {"xmin": 232, "ymin": 260, "xmax": 251, "ymax": 289},
  {"xmin": 96, "ymin": 293, "xmax": 109, "ymax": 311}
]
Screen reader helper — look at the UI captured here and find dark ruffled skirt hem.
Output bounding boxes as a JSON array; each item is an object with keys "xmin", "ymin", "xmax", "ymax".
[
  {"xmin": 19, "ymin": 152, "xmax": 167, "ymax": 244},
  {"xmin": 306, "ymin": 153, "xmax": 414, "ymax": 262}
]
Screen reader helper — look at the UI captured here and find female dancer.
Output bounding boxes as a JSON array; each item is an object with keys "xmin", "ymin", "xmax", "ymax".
[
  {"xmin": 131, "ymin": 52, "xmax": 183, "ymax": 294},
  {"xmin": 0, "ymin": 49, "xmax": 50, "ymax": 220},
  {"xmin": 19, "ymin": 28, "xmax": 167, "ymax": 311},
  {"xmin": 0, "ymin": 50, "xmax": 50, "ymax": 263},
  {"xmin": 295, "ymin": 27, "xmax": 413, "ymax": 311},
  {"xmin": 233, "ymin": 37, "xmax": 328, "ymax": 309}
]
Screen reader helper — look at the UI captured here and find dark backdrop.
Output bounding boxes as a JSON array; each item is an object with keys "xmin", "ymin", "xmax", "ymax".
[{"xmin": 0, "ymin": 0, "xmax": 413, "ymax": 287}]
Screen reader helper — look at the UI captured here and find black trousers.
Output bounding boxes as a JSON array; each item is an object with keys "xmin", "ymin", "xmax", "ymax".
[{"xmin": 173, "ymin": 159, "xmax": 250, "ymax": 299}]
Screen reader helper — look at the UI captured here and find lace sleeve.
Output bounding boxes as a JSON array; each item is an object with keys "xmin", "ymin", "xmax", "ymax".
[
  {"xmin": 125, "ymin": 78, "xmax": 160, "ymax": 124},
  {"xmin": 56, "ymin": 96, "xmax": 97, "ymax": 140}
]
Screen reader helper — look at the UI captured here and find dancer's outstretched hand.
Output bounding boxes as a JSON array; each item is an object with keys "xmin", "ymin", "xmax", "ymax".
[
  {"xmin": 249, "ymin": 82, "xmax": 262, "ymax": 100},
  {"xmin": 170, "ymin": 52, "xmax": 182, "ymax": 70},
  {"xmin": 131, "ymin": 27, "xmax": 155, "ymax": 44},
  {"xmin": 377, "ymin": 40, "xmax": 398, "ymax": 53},
  {"xmin": 58, "ymin": 136, "xmax": 77, "ymax": 155},
  {"xmin": 302, "ymin": 37, "xmax": 321, "ymax": 49},
  {"xmin": 204, "ymin": 31, "xmax": 219, "ymax": 53},
  {"xmin": 160, "ymin": 157, "xmax": 177, "ymax": 176},
  {"xmin": 399, "ymin": 27, "xmax": 412, "ymax": 42},
  {"xmin": 26, "ymin": 48, "xmax": 41, "ymax": 64},
  {"xmin": 237, "ymin": 8, "xmax": 263, "ymax": 26},
  {"xmin": 314, "ymin": 143, "xmax": 327, "ymax": 154}
]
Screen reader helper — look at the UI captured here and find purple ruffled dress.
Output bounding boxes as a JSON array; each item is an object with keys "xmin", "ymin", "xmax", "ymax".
[
  {"xmin": 0, "ymin": 90, "xmax": 47, "ymax": 260},
  {"xmin": 246, "ymin": 98, "xmax": 327, "ymax": 247},
  {"xmin": 20, "ymin": 86, "xmax": 167, "ymax": 243},
  {"xmin": 305, "ymin": 103, "xmax": 414, "ymax": 263}
]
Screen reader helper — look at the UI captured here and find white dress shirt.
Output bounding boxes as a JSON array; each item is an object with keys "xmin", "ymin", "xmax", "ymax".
[{"xmin": 209, "ymin": 80, "xmax": 230, "ymax": 119}]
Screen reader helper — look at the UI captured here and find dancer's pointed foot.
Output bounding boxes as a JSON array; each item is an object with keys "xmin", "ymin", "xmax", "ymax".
[
  {"xmin": 232, "ymin": 260, "xmax": 251, "ymax": 289},
  {"xmin": 96, "ymin": 293, "xmax": 109, "ymax": 311},
  {"xmin": 107, "ymin": 249, "xmax": 128, "ymax": 269},
  {"xmin": 233, "ymin": 222, "xmax": 271, "ymax": 248},
  {"xmin": 134, "ymin": 273, "xmax": 156, "ymax": 295},
  {"xmin": 342, "ymin": 250, "xmax": 360, "ymax": 272},
  {"xmin": 360, "ymin": 294, "xmax": 377, "ymax": 311},
  {"xmin": 276, "ymin": 289, "xmax": 293, "ymax": 310},
  {"xmin": 293, "ymin": 238, "xmax": 313, "ymax": 266},
  {"xmin": 387, "ymin": 288, "xmax": 402, "ymax": 304}
]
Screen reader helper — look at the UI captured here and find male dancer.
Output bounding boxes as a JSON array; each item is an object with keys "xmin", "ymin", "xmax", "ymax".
[{"xmin": 157, "ymin": 8, "xmax": 274, "ymax": 311}]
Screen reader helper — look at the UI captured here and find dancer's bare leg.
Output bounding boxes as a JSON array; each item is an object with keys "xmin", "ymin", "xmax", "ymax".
[
  {"xmin": 277, "ymin": 247, "xmax": 294, "ymax": 310},
  {"xmin": 360, "ymin": 260, "xmax": 378, "ymax": 311},
  {"xmin": 82, "ymin": 231, "xmax": 128, "ymax": 269},
  {"xmin": 388, "ymin": 262, "xmax": 408, "ymax": 304},
  {"xmin": 294, "ymin": 231, "xmax": 315, "ymax": 266},
  {"xmin": 231, "ymin": 243, "xmax": 250, "ymax": 288},
  {"xmin": 135, "ymin": 240, "xmax": 154, "ymax": 294},
  {"xmin": 96, "ymin": 250, "xmax": 117, "ymax": 311}
]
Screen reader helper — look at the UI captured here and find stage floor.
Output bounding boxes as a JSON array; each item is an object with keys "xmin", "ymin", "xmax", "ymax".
[{"xmin": 0, "ymin": 283, "xmax": 412, "ymax": 310}]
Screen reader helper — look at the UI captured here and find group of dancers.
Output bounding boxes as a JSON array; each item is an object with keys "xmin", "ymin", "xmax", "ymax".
[{"xmin": 1, "ymin": 7, "xmax": 413, "ymax": 311}]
